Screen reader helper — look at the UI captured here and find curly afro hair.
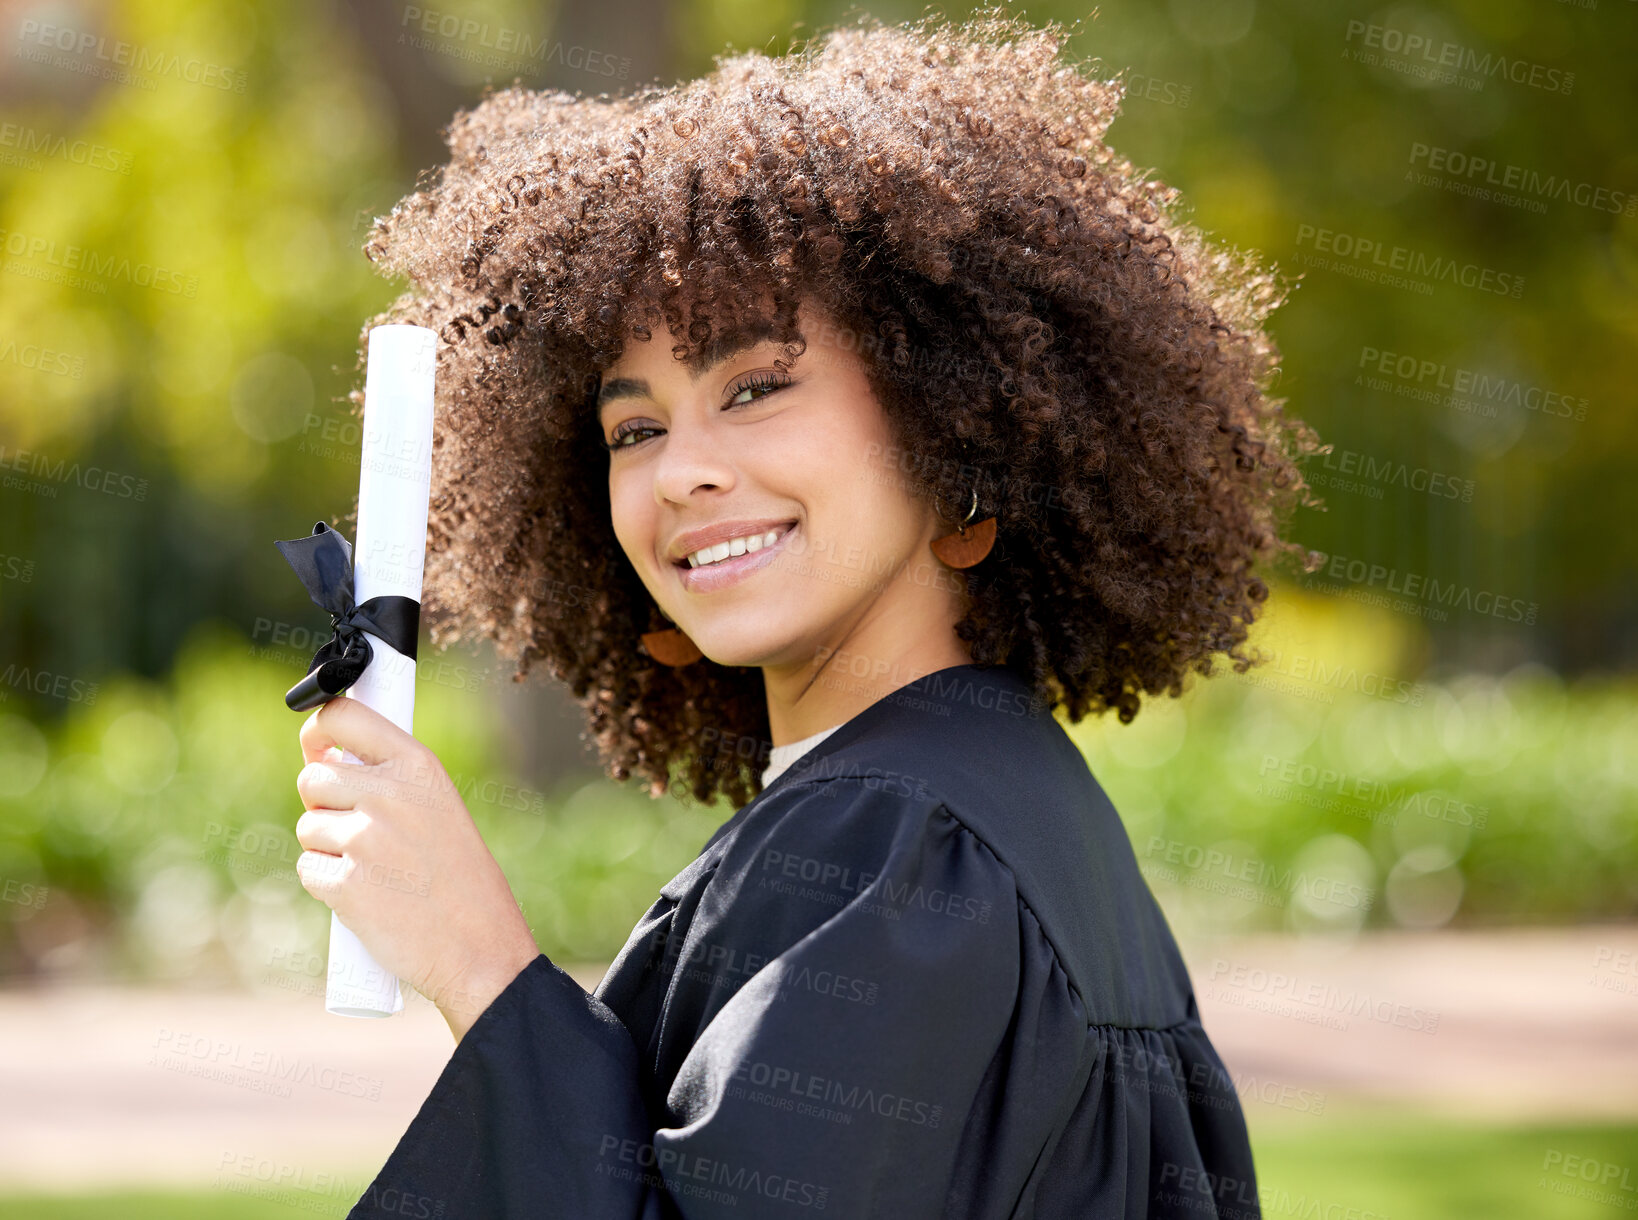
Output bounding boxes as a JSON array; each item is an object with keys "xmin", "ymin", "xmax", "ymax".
[{"xmin": 348, "ymin": 7, "xmax": 1325, "ymax": 810}]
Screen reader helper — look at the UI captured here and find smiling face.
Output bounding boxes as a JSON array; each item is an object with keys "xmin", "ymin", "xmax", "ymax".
[{"xmin": 598, "ymin": 297, "xmax": 964, "ymax": 677}]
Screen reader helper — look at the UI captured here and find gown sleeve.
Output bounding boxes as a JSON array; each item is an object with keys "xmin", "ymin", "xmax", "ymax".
[{"xmin": 346, "ymin": 778, "xmax": 1024, "ymax": 1220}]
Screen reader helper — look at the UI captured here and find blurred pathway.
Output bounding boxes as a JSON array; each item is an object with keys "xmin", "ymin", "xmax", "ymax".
[
  {"xmin": 1179, "ymin": 923, "xmax": 1638, "ymax": 1125},
  {"xmin": 0, "ymin": 926, "xmax": 1634, "ymax": 1191}
]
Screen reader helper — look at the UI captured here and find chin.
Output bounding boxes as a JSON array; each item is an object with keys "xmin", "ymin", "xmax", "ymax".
[
  {"xmin": 682, "ymin": 609, "xmax": 831, "ymax": 670},
  {"xmin": 685, "ymin": 632, "xmax": 785, "ymax": 670},
  {"xmin": 662, "ymin": 580, "xmax": 825, "ymax": 671}
]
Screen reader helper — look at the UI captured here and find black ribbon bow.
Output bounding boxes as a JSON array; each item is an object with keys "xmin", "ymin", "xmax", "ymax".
[{"xmin": 273, "ymin": 521, "xmax": 420, "ymax": 712}]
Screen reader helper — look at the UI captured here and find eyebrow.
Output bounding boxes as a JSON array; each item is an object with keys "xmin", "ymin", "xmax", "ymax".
[{"xmin": 595, "ymin": 321, "xmax": 798, "ymax": 415}]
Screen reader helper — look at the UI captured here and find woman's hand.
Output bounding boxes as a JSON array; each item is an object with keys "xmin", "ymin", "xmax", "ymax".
[{"xmin": 294, "ymin": 694, "xmax": 540, "ymax": 1042}]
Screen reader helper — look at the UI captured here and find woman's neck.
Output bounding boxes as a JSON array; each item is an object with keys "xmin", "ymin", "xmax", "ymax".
[{"xmin": 761, "ymin": 630, "xmax": 973, "ymax": 747}]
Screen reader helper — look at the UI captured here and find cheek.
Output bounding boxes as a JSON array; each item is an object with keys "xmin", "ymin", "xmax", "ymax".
[
  {"xmin": 607, "ymin": 477, "xmax": 654, "ymax": 567},
  {"xmin": 790, "ymin": 409, "xmax": 914, "ymax": 547},
  {"xmin": 804, "ymin": 454, "xmax": 913, "ymax": 570}
]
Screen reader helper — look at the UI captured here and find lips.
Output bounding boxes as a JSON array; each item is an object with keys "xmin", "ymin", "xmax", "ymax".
[
  {"xmin": 673, "ymin": 521, "xmax": 799, "ymax": 593},
  {"xmin": 667, "ymin": 518, "xmax": 799, "ymax": 567}
]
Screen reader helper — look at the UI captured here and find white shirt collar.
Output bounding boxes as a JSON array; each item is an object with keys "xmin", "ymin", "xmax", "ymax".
[{"xmin": 760, "ymin": 725, "xmax": 842, "ymax": 787}]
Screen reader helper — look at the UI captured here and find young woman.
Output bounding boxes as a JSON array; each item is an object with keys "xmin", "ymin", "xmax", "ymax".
[{"xmin": 292, "ymin": 11, "xmax": 1321, "ymax": 1217}]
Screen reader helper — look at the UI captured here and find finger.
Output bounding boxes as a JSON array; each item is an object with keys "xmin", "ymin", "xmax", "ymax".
[
  {"xmin": 295, "ymin": 807, "xmax": 363, "ymax": 854},
  {"xmin": 300, "ymin": 694, "xmax": 418, "ymax": 768},
  {"xmin": 297, "ymin": 848, "xmax": 349, "ymax": 903},
  {"xmin": 295, "ymin": 759, "xmax": 378, "ymax": 811}
]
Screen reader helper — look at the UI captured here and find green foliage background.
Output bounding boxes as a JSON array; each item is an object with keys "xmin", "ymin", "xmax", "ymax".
[{"xmin": 0, "ymin": 0, "xmax": 1634, "ymax": 982}]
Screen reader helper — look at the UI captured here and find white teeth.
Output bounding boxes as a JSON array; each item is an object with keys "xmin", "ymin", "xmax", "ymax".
[{"xmin": 685, "ymin": 527, "xmax": 786, "ymax": 569}]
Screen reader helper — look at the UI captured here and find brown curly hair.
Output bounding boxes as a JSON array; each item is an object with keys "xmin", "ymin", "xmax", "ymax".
[{"xmin": 346, "ymin": 7, "xmax": 1325, "ymax": 810}]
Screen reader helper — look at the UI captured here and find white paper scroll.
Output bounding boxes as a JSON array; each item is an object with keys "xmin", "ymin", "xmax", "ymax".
[{"xmin": 325, "ymin": 323, "xmax": 437, "ymax": 1018}]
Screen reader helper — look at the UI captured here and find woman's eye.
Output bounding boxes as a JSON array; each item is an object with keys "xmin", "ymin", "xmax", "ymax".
[
  {"xmin": 606, "ymin": 424, "xmax": 658, "ymax": 451},
  {"xmin": 607, "ymin": 375, "xmax": 790, "ymax": 451},
  {"xmin": 727, "ymin": 373, "xmax": 791, "ymax": 407}
]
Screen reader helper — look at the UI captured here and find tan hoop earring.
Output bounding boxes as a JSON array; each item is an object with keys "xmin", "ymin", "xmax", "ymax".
[{"xmin": 930, "ymin": 485, "xmax": 997, "ymax": 569}]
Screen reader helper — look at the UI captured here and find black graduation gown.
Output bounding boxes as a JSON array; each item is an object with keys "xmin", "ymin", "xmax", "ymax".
[{"xmin": 347, "ymin": 662, "xmax": 1261, "ymax": 1220}]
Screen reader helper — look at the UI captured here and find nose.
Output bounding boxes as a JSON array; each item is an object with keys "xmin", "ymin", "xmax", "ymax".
[{"xmin": 652, "ymin": 413, "xmax": 735, "ymax": 507}]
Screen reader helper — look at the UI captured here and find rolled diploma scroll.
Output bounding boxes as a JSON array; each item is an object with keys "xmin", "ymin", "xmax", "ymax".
[{"xmin": 326, "ymin": 323, "xmax": 437, "ymax": 1018}]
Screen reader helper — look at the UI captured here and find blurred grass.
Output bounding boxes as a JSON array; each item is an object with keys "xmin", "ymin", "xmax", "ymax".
[
  {"xmin": 0, "ymin": 1114, "xmax": 1633, "ymax": 1217},
  {"xmin": 0, "ymin": 1192, "xmax": 317, "ymax": 1218},
  {"xmin": 0, "ymin": 579, "xmax": 1634, "ymax": 984},
  {"xmin": 1248, "ymin": 1113, "xmax": 1638, "ymax": 1219}
]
